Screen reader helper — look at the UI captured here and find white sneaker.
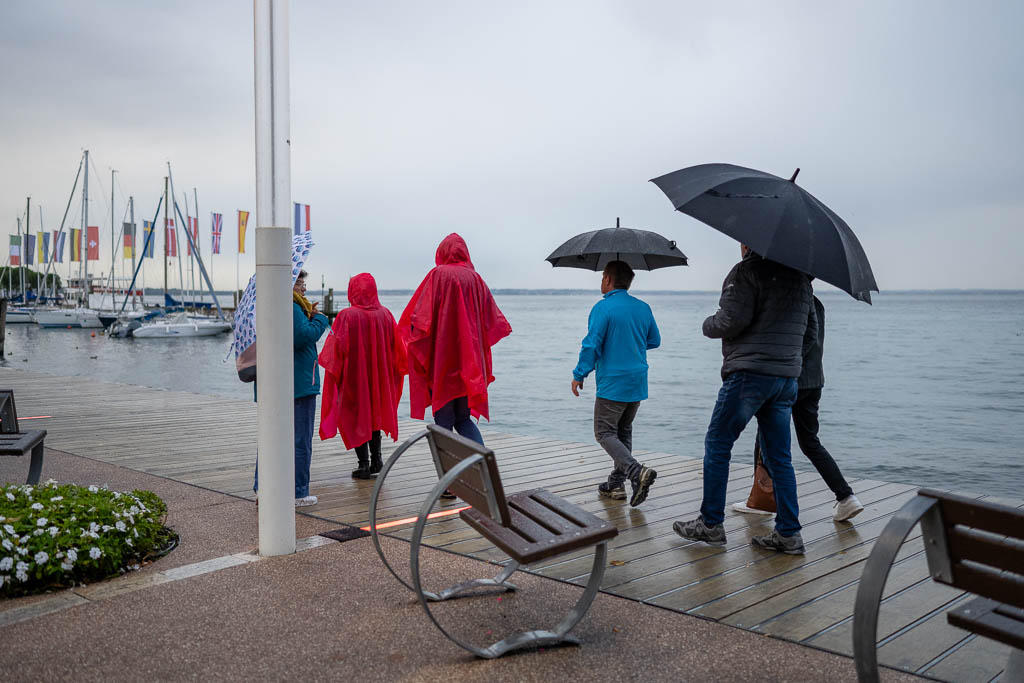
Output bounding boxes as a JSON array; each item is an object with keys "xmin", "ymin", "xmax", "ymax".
[
  {"xmin": 731, "ymin": 501, "xmax": 774, "ymax": 516},
  {"xmin": 834, "ymin": 494, "xmax": 863, "ymax": 522},
  {"xmin": 295, "ymin": 495, "xmax": 318, "ymax": 507}
]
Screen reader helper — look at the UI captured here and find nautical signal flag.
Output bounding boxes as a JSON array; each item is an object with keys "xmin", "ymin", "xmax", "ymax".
[
  {"xmin": 38, "ymin": 232, "xmax": 49, "ymax": 264},
  {"xmin": 293, "ymin": 203, "xmax": 310, "ymax": 235},
  {"xmin": 9, "ymin": 235, "xmax": 20, "ymax": 266},
  {"xmin": 142, "ymin": 221, "xmax": 156, "ymax": 258},
  {"xmin": 53, "ymin": 231, "xmax": 64, "ymax": 263},
  {"xmin": 70, "ymin": 228, "xmax": 82, "ymax": 261},
  {"xmin": 123, "ymin": 223, "xmax": 135, "ymax": 258},
  {"xmin": 24, "ymin": 234, "xmax": 35, "ymax": 265},
  {"xmin": 186, "ymin": 216, "xmax": 199, "ymax": 256},
  {"xmin": 165, "ymin": 219, "xmax": 177, "ymax": 258},
  {"xmin": 211, "ymin": 213, "xmax": 223, "ymax": 254},
  {"xmin": 238, "ymin": 210, "xmax": 249, "ymax": 254},
  {"xmin": 87, "ymin": 226, "xmax": 99, "ymax": 261}
]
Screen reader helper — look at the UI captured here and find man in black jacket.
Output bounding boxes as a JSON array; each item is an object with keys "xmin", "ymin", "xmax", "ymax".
[{"xmin": 674, "ymin": 245, "xmax": 817, "ymax": 554}]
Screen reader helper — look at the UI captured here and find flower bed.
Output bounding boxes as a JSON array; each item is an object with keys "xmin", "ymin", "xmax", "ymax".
[{"xmin": 0, "ymin": 481, "xmax": 176, "ymax": 597}]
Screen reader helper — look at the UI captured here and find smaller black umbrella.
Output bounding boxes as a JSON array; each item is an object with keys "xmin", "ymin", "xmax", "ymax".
[{"xmin": 545, "ymin": 218, "xmax": 688, "ymax": 271}]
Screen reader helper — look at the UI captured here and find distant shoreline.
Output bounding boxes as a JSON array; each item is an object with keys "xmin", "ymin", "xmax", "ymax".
[{"xmin": 128, "ymin": 288, "xmax": 1024, "ymax": 298}]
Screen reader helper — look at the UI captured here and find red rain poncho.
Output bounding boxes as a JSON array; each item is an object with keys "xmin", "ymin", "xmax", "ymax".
[
  {"xmin": 319, "ymin": 273, "xmax": 406, "ymax": 449},
  {"xmin": 398, "ymin": 233, "xmax": 512, "ymax": 421}
]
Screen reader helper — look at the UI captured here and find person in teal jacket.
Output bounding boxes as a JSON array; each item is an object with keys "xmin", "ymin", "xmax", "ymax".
[
  {"xmin": 571, "ymin": 260, "xmax": 661, "ymax": 507},
  {"xmin": 254, "ymin": 269, "xmax": 330, "ymax": 507}
]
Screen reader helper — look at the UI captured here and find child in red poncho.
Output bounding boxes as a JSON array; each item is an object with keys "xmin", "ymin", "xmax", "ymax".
[
  {"xmin": 398, "ymin": 233, "xmax": 511, "ymax": 448},
  {"xmin": 319, "ymin": 273, "xmax": 406, "ymax": 479}
]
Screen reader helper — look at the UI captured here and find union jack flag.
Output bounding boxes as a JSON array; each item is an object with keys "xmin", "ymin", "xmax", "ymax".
[{"xmin": 211, "ymin": 212, "xmax": 223, "ymax": 254}]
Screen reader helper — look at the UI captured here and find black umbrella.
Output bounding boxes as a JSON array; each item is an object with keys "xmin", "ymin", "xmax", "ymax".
[
  {"xmin": 650, "ymin": 163, "xmax": 878, "ymax": 303},
  {"xmin": 545, "ymin": 218, "xmax": 688, "ymax": 272}
]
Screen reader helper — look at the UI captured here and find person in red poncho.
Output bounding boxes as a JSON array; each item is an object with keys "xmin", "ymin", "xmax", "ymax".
[
  {"xmin": 399, "ymin": 233, "xmax": 511, "ymax": 450},
  {"xmin": 319, "ymin": 273, "xmax": 406, "ymax": 479}
]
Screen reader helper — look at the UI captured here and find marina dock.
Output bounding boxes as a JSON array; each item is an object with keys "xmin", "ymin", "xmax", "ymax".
[{"xmin": 1, "ymin": 367, "xmax": 1017, "ymax": 682}]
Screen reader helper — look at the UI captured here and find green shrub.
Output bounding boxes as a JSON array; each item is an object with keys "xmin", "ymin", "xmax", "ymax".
[{"xmin": 0, "ymin": 481, "xmax": 175, "ymax": 597}]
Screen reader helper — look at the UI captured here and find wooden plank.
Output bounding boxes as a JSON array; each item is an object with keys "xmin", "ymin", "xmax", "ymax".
[{"xmin": 922, "ymin": 634, "xmax": 1011, "ymax": 683}]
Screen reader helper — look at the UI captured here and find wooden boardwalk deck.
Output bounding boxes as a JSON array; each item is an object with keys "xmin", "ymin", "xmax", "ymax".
[{"xmin": 2, "ymin": 367, "xmax": 1018, "ymax": 682}]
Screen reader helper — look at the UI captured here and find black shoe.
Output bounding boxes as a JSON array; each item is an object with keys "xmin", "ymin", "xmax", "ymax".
[
  {"xmin": 598, "ymin": 481, "xmax": 627, "ymax": 500},
  {"xmin": 629, "ymin": 465, "xmax": 657, "ymax": 507},
  {"xmin": 351, "ymin": 466, "xmax": 373, "ymax": 480},
  {"xmin": 440, "ymin": 488, "xmax": 457, "ymax": 500},
  {"xmin": 369, "ymin": 455, "xmax": 383, "ymax": 476},
  {"xmin": 673, "ymin": 516, "xmax": 727, "ymax": 546},
  {"xmin": 751, "ymin": 529, "xmax": 805, "ymax": 555}
]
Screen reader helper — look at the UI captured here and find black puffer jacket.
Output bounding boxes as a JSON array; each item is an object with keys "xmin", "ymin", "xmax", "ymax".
[
  {"xmin": 798, "ymin": 296, "xmax": 825, "ymax": 390},
  {"xmin": 703, "ymin": 252, "xmax": 817, "ymax": 380}
]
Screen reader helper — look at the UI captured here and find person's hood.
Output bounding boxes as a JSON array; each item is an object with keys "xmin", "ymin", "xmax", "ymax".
[
  {"xmin": 347, "ymin": 273, "xmax": 380, "ymax": 309},
  {"xmin": 435, "ymin": 233, "xmax": 473, "ymax": 267},
  {"xmin": 742, "ymin": 249, "xmax": 763, "ymax": 263}
]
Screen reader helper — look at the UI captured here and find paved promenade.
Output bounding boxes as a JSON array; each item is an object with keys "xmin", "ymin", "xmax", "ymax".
[{"xmin": 1, "ymin": 367, "xmax": 1017, "ymax": 680}]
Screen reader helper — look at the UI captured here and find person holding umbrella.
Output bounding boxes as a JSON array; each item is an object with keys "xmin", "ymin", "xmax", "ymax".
[
  {"xmin": 673, "ymin": 244, "xmax": 817, "ymax": 554},
  {"xmin": 571, "ymin": 260, "xmax": 661, "ymax": 507}
]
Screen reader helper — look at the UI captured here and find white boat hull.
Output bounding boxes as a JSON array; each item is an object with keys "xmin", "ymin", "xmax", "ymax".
[
  {"xmin": 5, "ymin": 309, "xmax": 36, "ymax": 324},
  {"xmin": 35, "ymin": 308, "xmax": 103, "ymax": 329},
  {"xmin": 132, "ymin": 320, "xmax": 232, "ymax": 338}
]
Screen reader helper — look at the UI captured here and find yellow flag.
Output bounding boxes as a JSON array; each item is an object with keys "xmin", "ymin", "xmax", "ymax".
[{"xmin": 238, "ymin": 210, "xmax": 249, "ymax": 254}]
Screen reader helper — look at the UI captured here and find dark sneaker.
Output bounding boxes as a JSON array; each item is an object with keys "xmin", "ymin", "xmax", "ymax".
[
  {"xmin": 751, "ymin": 529, "xmax": 805, "ymax": 555},
  {"xmin": 673, "ymin": 516, "xmax": 727, "ymax": 546},
  {"xmin": 629, "ymin": 465, "xmax": 657, "ymax": 507},
  {"xmin": 369, "ymin": 455, "xmax": 383, "ymax": 476},
  {"xmin": 351, "ymin": 466, "xmax": 373, "ymax": 480},
  {"xmin": 598, "ymin": 481, "xmax": 627, "ymax": 500}
]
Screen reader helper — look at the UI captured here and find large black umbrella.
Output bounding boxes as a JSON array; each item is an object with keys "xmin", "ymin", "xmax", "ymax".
[
  {"xmin": 650, "ymin": 163, "xmax": 878, "ymax": 303},
  {"xmin": 545, "ymin": 218, "xmax": 688, "ymax": 271}
]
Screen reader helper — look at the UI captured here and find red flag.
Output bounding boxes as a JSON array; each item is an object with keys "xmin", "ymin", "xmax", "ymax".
[
  {"xmin": 186, "ymin": 216, "xmax": 199, "ymax": 256},
  {"xmin": 86, "ymin": 226, "xmax": 100, "ymax": 261},
  {"xmin": 165, "ymin": 218, "xmax": 177, "ymax": 257}
]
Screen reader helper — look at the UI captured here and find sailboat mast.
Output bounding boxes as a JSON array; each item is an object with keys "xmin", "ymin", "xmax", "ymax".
[
  {"xmin": 110, "ymin": 169, "xmax": 116, "ymax": 308},
  {"xmin": 81, "ymin": 150, "xmax": 89, "ymax": 307},
  {"xmin": 163, "ymin": 176, "xmax": 169, "ymax": 298},
  {"xmin": 130, "ymin": 196, "xmax": 137, "ymax": 308},
  {"xmin": 22, "ymin": 197, "xmax": 28, "ymax": 301}
]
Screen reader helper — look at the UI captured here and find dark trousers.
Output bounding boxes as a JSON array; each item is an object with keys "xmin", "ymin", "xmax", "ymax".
[
  {"xmin": 755, "ymin": 387, "xmax": 853, "ymax": 502},
  {"xmin": 433, "ymin": 396, "xmax": 484, "ymax": 445},
  {"xmin": 354, "ymin": 431, "xmax": 382, "ymax": 464},
  {"xmin": 594, "ymin": 397, "xmax": 641, "ymax": 486},
  {"xmin": 702, "ymin": 371, "xmax": 801, "ymax": 536}
]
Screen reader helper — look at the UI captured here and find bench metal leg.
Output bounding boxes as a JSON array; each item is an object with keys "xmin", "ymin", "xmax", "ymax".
[
  {"xmin": 26, "ymin": 441, "xmax": 44, "ymax": 485},
  {"xmin": 411, "ymin": 466, "xmax": 604, "ymax": 659},
  {"xmin": 853, "ymin": 495, "xmax": 938, "ymax": 683}
]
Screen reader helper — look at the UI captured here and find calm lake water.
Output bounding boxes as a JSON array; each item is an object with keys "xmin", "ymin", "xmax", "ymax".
[{"xmin": 4, "ymin": 290, "xmax": 1023, "ymax": 498}]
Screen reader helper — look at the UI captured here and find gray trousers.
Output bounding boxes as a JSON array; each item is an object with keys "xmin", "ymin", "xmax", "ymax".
[{"xmin": 594, "ymin": 397, "xmax": 641, "ymax": 486}]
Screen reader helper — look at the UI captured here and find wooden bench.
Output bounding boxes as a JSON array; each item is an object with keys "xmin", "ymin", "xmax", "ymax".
[
  {"xmin": 853, "ymin": 489, "xmax": 1024, "ymax": 682},
  {"xmin": 0, "ymin": 390, "xmax": 46, "ymax": 485},
  {"xmin": 369, "ymin": 424, "xmax": 618, "ymax": 658}
]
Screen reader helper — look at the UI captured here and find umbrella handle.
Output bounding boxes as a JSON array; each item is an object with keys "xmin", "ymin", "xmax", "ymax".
[{"xmin": 789, "ymin": 168, "xmax": 800, "ymax": 183}]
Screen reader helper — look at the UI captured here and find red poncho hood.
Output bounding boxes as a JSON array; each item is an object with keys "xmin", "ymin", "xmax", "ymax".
[
  {"xmin": 398, "ymin": 233, "xmax": 511, "ymax": 421},
  {"xmin": 319, "ymin": 273, "xmax": 407, "ymax": 449}
]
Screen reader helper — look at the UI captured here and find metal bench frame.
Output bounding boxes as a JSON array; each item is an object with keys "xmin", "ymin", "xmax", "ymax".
[
  {"xmin": 853, "ymin": 489, "xmax": 1024, "ymax": 682},
  {"xmin": 370, "ymin": 425, "xmax": 614, "ymax": 658},
  {"xmin": 0, "ymin": 390, "xmax": 45, "ymax": 485}
]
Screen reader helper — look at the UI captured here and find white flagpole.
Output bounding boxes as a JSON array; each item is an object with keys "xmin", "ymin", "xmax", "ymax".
[{"xmin": 254, "ymin": 0, "xmax": 295, "ymax": 556}]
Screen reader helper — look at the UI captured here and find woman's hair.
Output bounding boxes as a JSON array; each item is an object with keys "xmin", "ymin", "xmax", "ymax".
[{"xmin": 297, "ymin": 269, "xmax": 308, "ymax": 279}]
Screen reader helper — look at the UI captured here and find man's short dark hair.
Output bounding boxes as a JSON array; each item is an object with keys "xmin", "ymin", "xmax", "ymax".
[
  {"xmin": 603, "ymin": 260, "xmax": 635, "ymax": 290},
  {"xmin": 298, "ymin": 269, "xmax": 308, "ymax": 279}
]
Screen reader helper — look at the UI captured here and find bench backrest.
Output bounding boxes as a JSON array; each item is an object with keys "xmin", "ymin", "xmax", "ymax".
[
  {"xmin": 0, "ymin": 390, "xmax": 18, "ymax": 433},
  {"xmin": 919, "ymin": 488, "xmax": 1024, "ymax": 610},
  {"xmin": 425, "ymin": 424, "xmax": 510, "ymax": 526}
]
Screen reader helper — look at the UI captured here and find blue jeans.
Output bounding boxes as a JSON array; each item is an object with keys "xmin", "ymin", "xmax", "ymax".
[
  {"xmin": 253, "ymin": 394, "xmax": 317, "ymax": 498},
  {"xmin": 701, "ymin": 371, "xmax": 801, "ymax": 536},
  {"xmin": 433, "ymin": 396, "xmax": 484, "ymax": 445}
]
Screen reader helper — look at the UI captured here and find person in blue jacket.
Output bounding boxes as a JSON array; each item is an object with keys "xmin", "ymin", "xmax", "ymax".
[
  {"xmin": 571, "ymin": 261, "xmax": 661, "ymax": 507},
  {"xmin": 254, "ymin": 269, "xmax": 331, "ymax": 507}
]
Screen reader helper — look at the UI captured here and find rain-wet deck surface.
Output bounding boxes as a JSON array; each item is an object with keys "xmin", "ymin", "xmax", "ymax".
[{"xmin": 3, "ymin": 367, "xmax": 1018, "ymax": 682}]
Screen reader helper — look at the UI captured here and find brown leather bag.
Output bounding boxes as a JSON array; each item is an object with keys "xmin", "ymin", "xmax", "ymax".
[{"xmin": 744, "ymin": 461, "xmax": 777, "ymax": 512}]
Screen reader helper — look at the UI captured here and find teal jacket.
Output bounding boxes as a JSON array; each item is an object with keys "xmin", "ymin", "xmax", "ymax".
[{"xmin": 293, "ymin": 303, "xmax": 330, "ymax": 399}]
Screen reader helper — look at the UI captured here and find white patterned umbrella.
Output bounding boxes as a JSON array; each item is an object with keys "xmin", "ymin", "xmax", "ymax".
[{"xmin": 229, "ymin": 231, "xmax": 314, "ymax": 359}]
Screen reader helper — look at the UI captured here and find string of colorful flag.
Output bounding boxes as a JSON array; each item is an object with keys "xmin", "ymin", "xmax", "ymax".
[{"xmin": 9, "ymin": 202, "xmax": 311, "ymax": 265}]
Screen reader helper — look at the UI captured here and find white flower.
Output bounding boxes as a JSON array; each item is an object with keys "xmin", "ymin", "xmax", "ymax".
[
  {"xmin": 89, "ymin": 522, "xmax": 100, "ymax": 533},
  {"xmin": 88, "ymin": 485, "xmax": 99, "ymax": 493},
  {"xmin": 67, "ymin": 548, "xmax": 78, "ymax": 562},
  {"xmin": 30, "ymin": 502, "xmax": 43, "ymax": 511},
  {"xmin": 3, "ymin": 524, "xmax": 15, "ymax": 535},
  {"xmin": 17, "ymin": 546, "xmax": 28, "ymax": 556},
  {"xmin": 50, "ymin": 496, "xmax": 63, "ymax": 502},
  {"xmin": 126, "ymin": 538, "xmax": 133, "ymax": 547},
  {"xmin": 60, "ymin": 559, "xmax": 74, "ymax": 571},
  {"xmin": 1, "ymin": 539, "xmax": 11, "ymax": 551},
  {"xmin": 133, "ymin": 528, "xmax": 139, "ymax": 538},
  {"xmin": 89, "ymin": 547, "xmax": 102, "ymax": 560},
  {"xmin": 115, "ymin": 521, "xmax": 126, "ymax": 532},
  {"xmin": 48, "ymin": 527, "xmax": 59, "ymax": 537},
  {"xmin": 0, "ymin": 556, "xmax": 12, "ymax": 571},
  {"xmin": 34, "ymin": 551, "xmax": 48, "ymax": 564},
  {"xmin": 15, "ymin": 561, "xmax": 29, "ymax": 582},
  {"xmin": 5, "ymin": 492, "xmax": 14, "ymax": 501},
  {"xmin": 20, "ymin": 535, "xmax": 29, "ymax": 544},
  {"xmin": 37, "ymin": 517, "xmax": 48, "ymax": 527},
  {"xmin": 32, "ymin": 529, "xmax": 43, "ymax": 536},
  {"xmin": 101, "ymin": 525, "xmax": 112, "ymax": 533}
]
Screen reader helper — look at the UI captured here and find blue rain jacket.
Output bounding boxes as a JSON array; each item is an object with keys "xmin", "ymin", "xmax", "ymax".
[
  {"xmin": 573, "ymin": 289, "xmax": 661, "ymax": 402},
  {"xmin": 293, "ymin": 303, "xmax": 330, "ymax": 399}
]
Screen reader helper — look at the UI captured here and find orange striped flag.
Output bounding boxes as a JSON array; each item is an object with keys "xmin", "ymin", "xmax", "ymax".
[{"xmin": 238, "ymin": 210, "xmax": 249, "ymax": 254}]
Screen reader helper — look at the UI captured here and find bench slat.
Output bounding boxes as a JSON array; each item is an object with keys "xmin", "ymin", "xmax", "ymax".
[
  {"xmin": 509, "ymin": 493, "xmax": 579, "ymax": 535},
  {"xmin": 947, "ymin": 527, "xmax": 1024, "ymax": 576},
  {"xmin": 0, "ymin": 429, "xmax": 46, "ymax": 455},
  {"xmin": 944, "ymin": 563, "xmax": 1024, "ymax": 611},
  {"xmin": 947, "ymin": 597, "xmax": 1024, "ymax": 650},
  {"xmin": 920, "ymin": 489, "xmax": 1024, "ymax": 539}
]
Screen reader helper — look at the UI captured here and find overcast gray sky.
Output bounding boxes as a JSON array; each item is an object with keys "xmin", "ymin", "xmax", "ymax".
[{"xmin": 2, "ymin": 0, "xmax": 1022, "ymax": 293}]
